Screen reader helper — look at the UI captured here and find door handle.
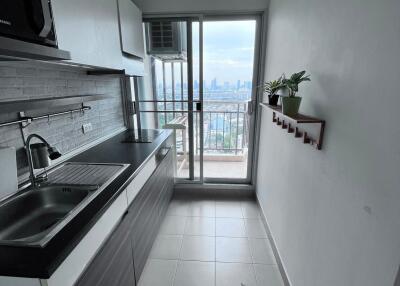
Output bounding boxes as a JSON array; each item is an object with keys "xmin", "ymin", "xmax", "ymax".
[
  {"xmin": 247, "ymin": 100, "xmax": 255, "ymax": 115},
  {"xmin": 196, "ymin": 102, "xmax": 202, "ymax": 112},
  {"xmin": 130, "ymin": 102, "xmax": 137, "ymax": 115}
]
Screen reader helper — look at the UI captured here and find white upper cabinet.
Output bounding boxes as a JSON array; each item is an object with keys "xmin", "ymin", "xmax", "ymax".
[
  {"xmin": 118, "ymin": 0, "xmax": 145, "ymax": 59},
  {"xmin": 52, "ymin": 0, "xmax": 144, "ymax": 75}
]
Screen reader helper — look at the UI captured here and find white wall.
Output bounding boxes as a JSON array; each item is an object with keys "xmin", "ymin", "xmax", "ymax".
[
  {"xmin": 256, "ymin": 0, "xmax": 400, "ymax": 285},
  {"xmin": 132, "ymin": 0, "xmax": 268, "ymax": 14}
]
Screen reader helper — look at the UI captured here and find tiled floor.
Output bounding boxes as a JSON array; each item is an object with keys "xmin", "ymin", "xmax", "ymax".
[
  {"xmin": 139, "ymin": 196, "xmax": 285, "ymax": 286},
  {"xmin": 177, "ymin": 160, "xmax": 248, "ymax": 179}
]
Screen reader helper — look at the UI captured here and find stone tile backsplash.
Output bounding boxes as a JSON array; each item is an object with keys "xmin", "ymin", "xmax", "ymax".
[{"xmin": 0, "ymin": 62, "xmax": 125, "ymax": 177}]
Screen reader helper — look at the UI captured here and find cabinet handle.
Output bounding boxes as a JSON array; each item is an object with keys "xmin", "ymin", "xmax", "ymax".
[
  {"xmin": 158, "ymin": 147, "xmax": 171, "ymax": 158},
  {"xmin": 39, "ymin": 0, "xmax": 53, "ymax": 38}
]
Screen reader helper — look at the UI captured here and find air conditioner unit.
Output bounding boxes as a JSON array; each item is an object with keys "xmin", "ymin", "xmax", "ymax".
[{"xmin": 145, "ymin": 21, "xmax": 187, "ymax": 61}]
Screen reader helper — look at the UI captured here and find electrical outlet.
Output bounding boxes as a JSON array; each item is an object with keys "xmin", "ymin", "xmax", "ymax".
[{"xmin": 82, "ymin": 123, "xmax": 93, "ymax": 134}]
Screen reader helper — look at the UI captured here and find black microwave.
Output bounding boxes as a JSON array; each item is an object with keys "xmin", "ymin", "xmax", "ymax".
[{"xmin": 0, "ymin": 0, "xmax": 58, "ymax": 47}]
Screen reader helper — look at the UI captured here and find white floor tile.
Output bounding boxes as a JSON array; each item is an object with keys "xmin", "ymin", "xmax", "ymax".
[
  {"xmin": 174, "ymin": 261, "xmax": 215, "ymax": 286},
  {"xmin": 253, "ymin": 264, "xmax": 284, "ymax": 286},
  {"xmin": 166, "ymin": 200, "xmax": 191, "ymax": 216},
  {"xmin": 249, "ymin": 238, "xmax": 276, "ymax": 264},
  {"xmin": 216, "ymin": 262, "xmax": 257, "ymax": 286},
  {"xmin": 181, "ymin": 235, "xmax": 215, "ymax": 261},
  {"xmin": 184, "ymin": 217, "xmax": 216, "ymax": 236},
  {"xmin": 216, "ymin": 218, "xmax": 246, "ymax": 237},
  {"xmin": 150, "ymin": 235, "xmax": 183, "ymax": 260},
  {"xmin": 241, "ymin": 201, "xmax": 261, "ymax": 218},
  {"xmin": 159, "ymin": 216, "xmax": 187, "ymax": 235},
  {"xmin": 216, "ymin": 201, "xmax": 243, "ymax": 218},
  {"xmin": 140, "ymin": 199, "xmax": 273, "ymax": 286},
  {"xmin": 139, "ymin": 259, "xmax": 177, "ymax": 286},
  {"xmin": 187, "ymin": 200, "xmax": 216, "ymax": 217},
  {"xmin": 216, "ymin": 237, "xmax": 252, "ymax": 263},
  {"xmin": 244, "ymin": 219, "xmax": 268, "ymax": 238}
]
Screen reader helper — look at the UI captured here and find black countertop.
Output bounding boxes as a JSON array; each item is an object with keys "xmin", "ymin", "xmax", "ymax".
[{"xmin": 0, "ymin": 129, "xmax": 172, "ymax": 278}]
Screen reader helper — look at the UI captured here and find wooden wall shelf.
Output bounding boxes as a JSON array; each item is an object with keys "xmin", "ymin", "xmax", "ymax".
[{"xmin": 260, "ymin": 103, "xmax": 326, "ymax": 150}]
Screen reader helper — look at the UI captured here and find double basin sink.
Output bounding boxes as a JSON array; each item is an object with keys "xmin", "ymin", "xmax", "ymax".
[{"xmin": 0, "ymin": 163, "xmax": 128, "ymax": 247}]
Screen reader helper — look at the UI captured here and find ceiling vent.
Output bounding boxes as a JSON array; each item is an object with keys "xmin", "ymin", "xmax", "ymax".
[{"xmin": 145, "ymin": 21, "xmax": 187, "ymax": 61}]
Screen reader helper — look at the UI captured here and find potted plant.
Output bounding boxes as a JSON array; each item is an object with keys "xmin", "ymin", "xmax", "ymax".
[
  {"xmin": 280, "ymin": 71, "xmax": 310, "ymax": 116},
  {"xmin": 263, "ymin": 76, "xmax": 283, "ymax": 106}
]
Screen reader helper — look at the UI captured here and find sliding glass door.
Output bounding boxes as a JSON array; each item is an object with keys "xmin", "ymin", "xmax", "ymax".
[
  {"xmin": 139, "ymin": 15, "xmax": 261, "ymax": 185},
  {"xmin": 139, "ymin": 18, "xmax": 203, "ymax": 183},
  {"xmin": 201, "ymin": 17, "xmax": 258, "ymax": 183}
]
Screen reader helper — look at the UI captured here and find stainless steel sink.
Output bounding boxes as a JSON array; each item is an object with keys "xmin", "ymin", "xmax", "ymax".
[
  {"xmin": 0, "ymin": 162, "xmax": 129, "ymax": 247},
  {"xmin": 0, "ymin": 184, "xmax": 98, "ymax": 244}
]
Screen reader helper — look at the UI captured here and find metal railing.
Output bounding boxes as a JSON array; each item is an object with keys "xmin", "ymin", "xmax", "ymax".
[
  {"xmin": 138, "ymin": 99, "xmax": 249, "ymax": 156},
  {"xmin": 195, "ymin": 100, "xmax": 249, "ymax": 155}
]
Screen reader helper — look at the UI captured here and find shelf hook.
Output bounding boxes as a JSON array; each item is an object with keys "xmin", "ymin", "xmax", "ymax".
[
  {"xmin": 288, "ymin": 123, "xmax": 294, "ymax": 133},
  {"xmin": 282, "ymin": 120, "xmax": 287, "ymax": 129},
  {"xmin": 272, "ymin": 112, "xmax": 277, "ymax": 123},
  {"xmin": 303, "ymin": 132, "xmax": 310, "ymax": 144}
]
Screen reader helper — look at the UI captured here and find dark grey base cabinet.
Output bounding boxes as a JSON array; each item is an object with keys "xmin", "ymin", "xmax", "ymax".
[
  {"xmin": 76, "ymin": 211, "xmax": 135, "ymax": 286},
  {"xmin": 76, "ymin": 148, "xmax": 174, "ymax": 286},
  {"xmin": 129, "ymin": 148, "xmax": 174, "ymax": 279}
]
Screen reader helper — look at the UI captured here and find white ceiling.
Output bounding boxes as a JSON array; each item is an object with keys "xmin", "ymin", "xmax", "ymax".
[{"xmin": 132, "ymin": 0, "xmax": 269, "ymax": 14}]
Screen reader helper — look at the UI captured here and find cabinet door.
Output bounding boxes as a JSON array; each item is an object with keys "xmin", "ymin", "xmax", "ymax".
[
  {"xmin": 130, "ymin": 168, "xmax": 164, "ymax": 279},
  {"xmin": 118, "ymin": 0, "xmax": 145, "ymax": 58},
  {"xmin": 129, "ymin": 149, "xmax": 174, "ymax": 281},
  {"xmin": 76, "ymin": 211, "xmax": 136, "ymax": 286},
  {"xmin": 52, "ymin": 0, "xmax": 122, "ymax": 69},
  {"xmin": 158, "ymin": 151, "xmax": 174, "ymax": 219}
]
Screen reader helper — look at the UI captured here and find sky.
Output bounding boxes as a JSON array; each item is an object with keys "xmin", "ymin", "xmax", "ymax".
[
  {"xmin": 193, "ymin": 20, "xmax": 256, "ymax": 84},
  {"xmin": 153, "ymin": 20, "xmax": 257, "ymax": 87}
]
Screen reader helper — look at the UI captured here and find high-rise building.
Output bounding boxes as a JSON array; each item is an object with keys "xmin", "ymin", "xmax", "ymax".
[
  {"xmin": 236, "ymin": 80, "xmax": 241, "ymax": 90},
  {"xmin": 211, "ymin": 78, "xmax": 217, "ymax": 90},
  {"xmin": 224, "ymin": 81, "xmax": 230, "ymax": 90},
  {"xmin": 175, "ymin": 82, "xmax": 181, "ymax": 91},
  {"xmin": 245, "ymin": 81, "xmax": 252, "ymax": 90}
]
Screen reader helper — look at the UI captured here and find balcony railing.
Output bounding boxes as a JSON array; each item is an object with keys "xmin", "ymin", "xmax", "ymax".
[
  {"xmin": 139, "ymin": 99, "xmax": 249, "ymax": 157},
  {"xmin": 194, "ymin": 100, "xmax": 249, "ymax": 156}
]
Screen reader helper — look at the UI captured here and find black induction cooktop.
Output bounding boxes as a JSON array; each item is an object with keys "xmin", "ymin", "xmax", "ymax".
[{"xmin": 121, "ymin": 129, "xmax": 165, "ymax": 143}]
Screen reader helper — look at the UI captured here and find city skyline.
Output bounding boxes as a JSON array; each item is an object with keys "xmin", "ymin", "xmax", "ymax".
[{"xmin": 158, "ymin": 78, "xmax": 253, "ymax": 91}]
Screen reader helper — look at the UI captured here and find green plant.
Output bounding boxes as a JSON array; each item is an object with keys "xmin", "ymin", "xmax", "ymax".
[
  {"xmin": 282, "ymin": 70, "xmax": 311, "ymax": 97},
  {"xmin": 263, "ymin": 76, "xmax": 284, "ymax": 96}
]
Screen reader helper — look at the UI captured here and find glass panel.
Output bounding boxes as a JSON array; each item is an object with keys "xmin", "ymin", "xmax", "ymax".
[
  {"xmin": 192, "ymin": 21, "xmax": 201, "ymax": 180},
  {"xmin": 174, "ymin": 59, "xmax": 189, "ymax": 180},
  {"xmin": 142, "ymin": 21, "xmax": 192, "ymax": 180},
  {"xmin": 202, "ymin": 20, "xmax": 256, "ymax": 179},
  {"xmin": 154, "ymin": 58, "xmax": 166, "ymax": 128}
]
